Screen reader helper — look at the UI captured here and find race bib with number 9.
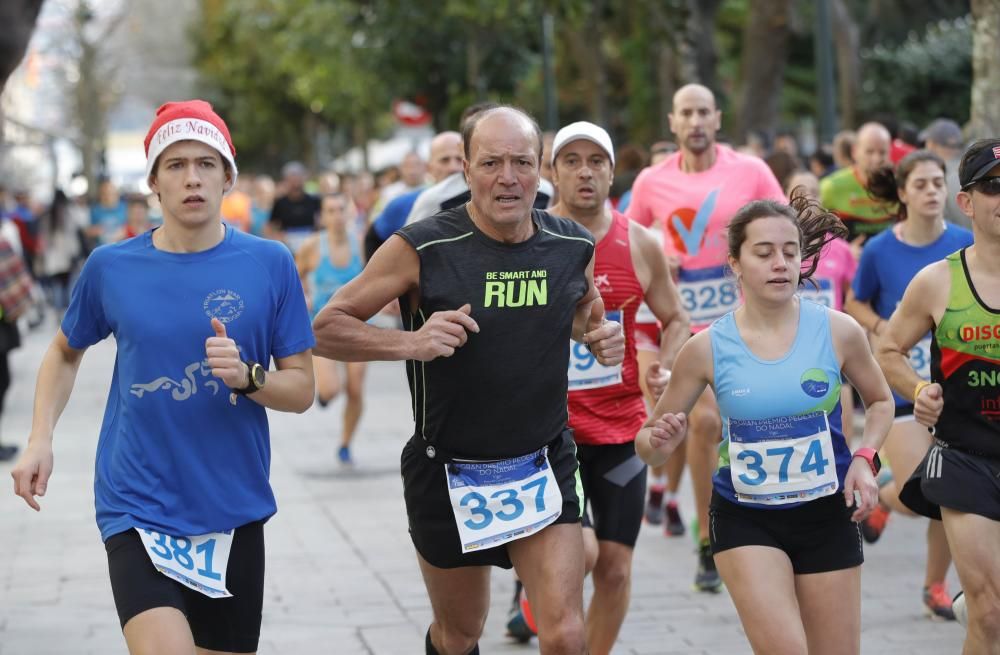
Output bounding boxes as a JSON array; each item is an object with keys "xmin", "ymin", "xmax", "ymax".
[
  {"xmin": 137, "ymin": 528, "xmax": 234, "ymax": 598},
  {"xmin": 446, "ymin": 448, "xmax": 563, "ymax": 553},
  {"xmin": 567, "ymin": 309, "xmax": 623, "ymax": 390},
  {"xmin": 678, "ymin": 265, "xmax": 740, "ymax": 328},
  {"xmin": 728, "ymin": 411, "xmax": 838, "ymax": 505}
]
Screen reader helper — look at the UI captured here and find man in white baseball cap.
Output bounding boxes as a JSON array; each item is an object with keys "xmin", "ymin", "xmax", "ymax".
[{"xmin": 544, "ymin": 120, "xmax": 688, "ymax": 654}]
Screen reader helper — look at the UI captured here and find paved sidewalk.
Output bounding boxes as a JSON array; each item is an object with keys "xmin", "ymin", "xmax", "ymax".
[{"xmin": 0, "ymin": 323, "xmax": 965, "ymax": 653}]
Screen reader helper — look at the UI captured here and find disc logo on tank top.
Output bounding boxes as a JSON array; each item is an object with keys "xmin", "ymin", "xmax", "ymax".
[
  {"xmin": 484, "ymin": 269, "xmax": 548, "ymax": 308},
  {"xmin": 955, "ymin": 323, "xmax": 1000, "ymax": 412}
]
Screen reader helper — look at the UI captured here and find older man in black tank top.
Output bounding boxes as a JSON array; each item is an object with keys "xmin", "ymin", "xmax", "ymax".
[{"xmin": 312, "ymin": 106, "xmax": 624, "ymax": 655}]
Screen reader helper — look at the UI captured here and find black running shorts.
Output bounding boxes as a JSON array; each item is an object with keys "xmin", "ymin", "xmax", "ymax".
[
  {"xmin": 105, "ymin": 520, "xmax": 265, "ymax": 653},
  {"xmin": 401, "ymin": 429, "xmax": 583, "ymax": 569},
  {"xmin": 709, "ymin": 490, "xmax": 863, "ymax": 575},
  {"xmin": 577, "ymin": 441, "xmax": 646, "ymax": 547},
  {"xmin": 900, "ymin": 441, "xmax": 1000, "ymax": 521}
]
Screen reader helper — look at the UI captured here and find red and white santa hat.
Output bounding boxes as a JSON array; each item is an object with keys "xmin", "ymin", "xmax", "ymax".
[{"xmin": 144, "ymin": 100, "xmax": 238, "ymax": 187}]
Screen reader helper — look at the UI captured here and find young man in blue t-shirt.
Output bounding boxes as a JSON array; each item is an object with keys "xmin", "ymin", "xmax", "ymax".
[{"xmin": 11, "ymin": 100, "xmax": 316, "ymax": 654}]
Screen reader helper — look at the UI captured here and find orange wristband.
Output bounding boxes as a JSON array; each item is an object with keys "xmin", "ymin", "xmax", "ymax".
[{"xmin": 913, "ymin": 381, "xmax": 931, "ymax": 403}]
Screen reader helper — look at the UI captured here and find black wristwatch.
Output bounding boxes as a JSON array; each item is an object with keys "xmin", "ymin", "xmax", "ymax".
[{"xmin": 233, "ymin": 360, "xmax": 266, "ymax": 395}]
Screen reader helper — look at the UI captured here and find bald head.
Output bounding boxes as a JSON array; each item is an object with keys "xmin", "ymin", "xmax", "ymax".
[
  {"xmin": 856, "ymin": 122, "xmax": 891, "ymax": 145},
  {"xmin": 399, "ymin": 151, "xmax": 426, "ymax": 187},
  {"xmin": 462, "ymin": 106, "xmax": 543, "ymax": 163},
  {"xmin": 672, "ymin": 84, "xmax": 716, "ymax": 112},
  {"xmin": 669, "ymin": 84, "xmax": 721, "ymax": 156},
  {"xmin": 463, "ymin": 106, "xmax": 541, "ymax": 229},
  {"xmin": 853, "ymin": 122, "xmax": 891, "ymax": 178},
  {"xmin": 428, "ymin": 131, "xmax": 463, "ymax": 182}
]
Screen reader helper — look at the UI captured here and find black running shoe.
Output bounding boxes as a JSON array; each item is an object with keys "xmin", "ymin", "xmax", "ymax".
[
  {"xmin": 694, "ymin": 541, "xmax": 722, "ymax": 593},
  {"xmin": 665, "ymin": 500, "xmax": 685, "ymax": 537},
  {"xmin": 645, "ymin": 487, "xmax": 665, "ymax": 525}
]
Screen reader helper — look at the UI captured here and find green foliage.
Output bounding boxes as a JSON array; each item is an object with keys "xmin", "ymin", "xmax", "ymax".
[
  {"xmin": 193, "ymin": 0, "xmax": 558, "ymax": 169},
  {"xmin": 779, "ymin": 24, "xmax": 821, "ymax": 131},
  {"xmin": 191, "ymin": 0, "xmax": 975, "ymax": 171},
  {"xmin": 194, "ymin": 1, "xmax": 321, "ymax": 169},
  {"xmin": 858, "ymin": 16, "xmax": 972, "ymax": 125},
  {"xmin": 714, "ymin": 0, "xmax": 749, "ymax": 113}
]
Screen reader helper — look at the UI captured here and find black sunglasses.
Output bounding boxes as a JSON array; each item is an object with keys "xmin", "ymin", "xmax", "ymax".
[{"xmin": 965, "ymin": 177, "xmax": 1000, "ymax": 196}]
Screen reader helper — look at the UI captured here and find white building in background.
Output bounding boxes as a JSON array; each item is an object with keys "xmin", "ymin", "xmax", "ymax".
[{"xmin": 333, "ymin": 125, "xmax": 435, "ymax": 175}]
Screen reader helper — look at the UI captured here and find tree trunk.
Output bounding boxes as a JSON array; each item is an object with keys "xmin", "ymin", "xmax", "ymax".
[
  {"xmin": 587, "ymin": 0, "xmax": 609, "ymax": 127},
  {"xmin": 970, "ymin": 0, "xmax": 1000, "ymax": 139},
  {"xmin": 563, "ymin": 23, "xmax": 597, "ymax": 120},
  {"xmin": 734, "ymin": 0, "xmax": 793, "ymax": 144},
  {"xmin": 643, "ymin": 1, "xmax": 686, "ymax": 143},
  {"xmin": 656, "ymin": 43, "xmax": 677, "ymax": 140},
  {"xmin": 77, "ymin": 36, "xmax": 104, "ymax": 203},
  {"xmin": 830, "ymin": 0, "xmax": 860, "ymax": 130},
  {"xmin": 70, "ymin": 0, "xmax": 125, "ymax": 201},
  {"xmin": 684, "ymin": 0, "xmax": 724, "ymax": 94},
  {"xmin": 466, "ymin": 30, "xmax": 485, "ymax": 102},
  {"xmin": 301, "ymin": 110, "xmax": 319, "ymax": 173},
  {"xmin": 351, "ymin": 118, "xmax": 368, "ymax": 174}
]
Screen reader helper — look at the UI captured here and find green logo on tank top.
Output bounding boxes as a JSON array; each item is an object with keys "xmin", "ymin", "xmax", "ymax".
[
  {"xmin": 483, "ymin": 270, "xmax": 548, "ymax": 308},
  {"xmin": 800, "ymin": 369, "xmax": 830, "ymax": 398}
]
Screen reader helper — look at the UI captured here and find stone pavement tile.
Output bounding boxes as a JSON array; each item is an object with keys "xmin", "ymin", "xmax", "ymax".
[
  {"xmin": 0, "ymin": 606, "xmax": 119, "ymax": 654},
  {"xmin": 357, "ymin": 623, "xmax": 425, "ymax": 655},
  {"xmin": 256, "ymin": 624, "xmax": 362, "ymax": 653}
]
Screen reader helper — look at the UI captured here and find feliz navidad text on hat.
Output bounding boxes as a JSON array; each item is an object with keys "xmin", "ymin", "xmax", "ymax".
[{"xmin": 154, "ymin": 119, "xmax": 230, "ymax": 153}]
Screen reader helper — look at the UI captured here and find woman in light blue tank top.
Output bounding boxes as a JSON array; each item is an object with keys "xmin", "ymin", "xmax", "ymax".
[
  {"xmin": 296, "ymin": 193, "xmax": 367, "ymax": 465},
  {"xmin": 637, "ymin": 197, "xmax": 894, "ymax": 655}
]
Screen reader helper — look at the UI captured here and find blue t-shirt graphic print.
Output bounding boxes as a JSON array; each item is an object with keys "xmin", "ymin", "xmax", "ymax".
[{"xmin": 62, "ymin": 226, "xmax": 315, "ymax": 541}]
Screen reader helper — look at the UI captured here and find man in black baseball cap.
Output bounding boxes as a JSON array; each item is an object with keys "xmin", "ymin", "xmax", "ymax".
[
  {"xmin": 876, "ymin": 135, "xmax": 1000, "ymax": 653},
  {"xmin": 959, "ymin": 138, "xmax": 1000, "ymax": 192}
]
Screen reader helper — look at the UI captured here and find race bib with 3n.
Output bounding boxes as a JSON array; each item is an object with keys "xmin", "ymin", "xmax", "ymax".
[
  {"xmin": 798, "ymin": 278, "xmax": 836, "ymax": 308},
  {"xmin": 909, "ymin": 335, "xmax": 932, "ymax": 381},
  {"xmin": 568, "ymin": 310, "xmax": 623, "ymax": 391},
  {"xmin": 728, "ymin": 411, "xmax": 838, "ymax": 506},
  {"xmin": 446, "ymin": 448, "xmax": 563, "ymax": 553},
  {"xmin": 136, "ymin": 528, "xmax": 234, "ymax": 598},
  {"xmin": 678, "ymin": 265, "xmax": 740, "ymax": 328}
]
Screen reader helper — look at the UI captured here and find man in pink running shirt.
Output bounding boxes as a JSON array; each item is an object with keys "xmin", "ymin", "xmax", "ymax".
[{"xmin": 626, "ymin": 83, "xmax": 785, "ymax": 592}]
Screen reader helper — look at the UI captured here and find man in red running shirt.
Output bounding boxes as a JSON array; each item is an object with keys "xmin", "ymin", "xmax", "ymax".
[
  {"xmin": 626, "ymin": 83, "xmax": 785, "ymax": 592},
  {"xmin": 550, "ymin": 121, "xmax": 689, "ymax": 653}
]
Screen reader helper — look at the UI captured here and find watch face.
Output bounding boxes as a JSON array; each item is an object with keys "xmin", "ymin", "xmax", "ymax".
[
  {"xmin": 251, "ymin": 364, "xmax": 265, "ymax": 388},
  {"xmin": 872, "ymin": 452, "xmax": 882, "ymax": 474}
]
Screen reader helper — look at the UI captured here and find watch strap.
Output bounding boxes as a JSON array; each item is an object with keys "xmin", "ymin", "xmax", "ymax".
[
  {"xmin": 233, "ymin": 360, "xmax": 260, "ymax": 396},
  {"xmin": 852, "ymin": 447, "xmax": 879, "ymax": 476}
]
